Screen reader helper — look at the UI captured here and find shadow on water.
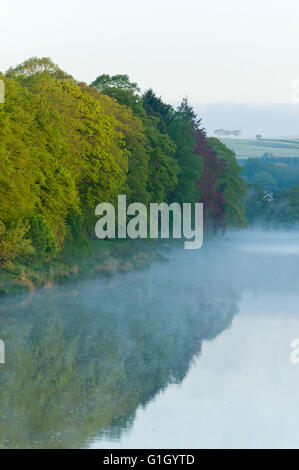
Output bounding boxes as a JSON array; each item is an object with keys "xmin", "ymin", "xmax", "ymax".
[{"xmin": 0, "ymin": 237, "xmax": 242, "ymax": 449}]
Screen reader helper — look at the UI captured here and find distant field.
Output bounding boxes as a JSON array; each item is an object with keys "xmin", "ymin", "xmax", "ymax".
[{"xmin": 221, "ymin": 138, "xmax": 299, "ymax": 159}]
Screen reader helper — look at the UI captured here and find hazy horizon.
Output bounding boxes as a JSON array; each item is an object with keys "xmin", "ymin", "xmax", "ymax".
[{"xmin": 195, "ymin": 103, "xmax": 299, "ymax": 138}]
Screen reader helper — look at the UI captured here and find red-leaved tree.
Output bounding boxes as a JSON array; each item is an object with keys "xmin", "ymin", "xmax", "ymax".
[{"xmin": 194, "ymin": 128, "xmax": 226, "ymax": 232}]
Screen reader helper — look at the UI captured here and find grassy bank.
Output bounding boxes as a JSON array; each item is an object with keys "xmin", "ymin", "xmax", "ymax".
[{"xmin": 0, "ymin": 239, "xmax": 167, "ymax": 297}]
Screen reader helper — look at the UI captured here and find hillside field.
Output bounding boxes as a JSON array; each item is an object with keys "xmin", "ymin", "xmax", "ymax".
[{"xmin": 221, "ymin": 138, "xmax": 299, "ymax": 159}]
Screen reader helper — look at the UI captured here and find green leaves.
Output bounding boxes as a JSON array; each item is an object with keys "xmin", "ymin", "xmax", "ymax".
[
  {"xmin": 0, "ymin": 58, "xmax": 248, "ymax": 268},
  {"xmin": 92, "ymin": 74, "xmax": 140, "ymax": 93},
  {"xmin": 27, "ymin": 216, "xmax": 58, "ymax": 261},
  {"xmin": 0, "ymin": 220, "xmax": 34, "ymax": 266}
]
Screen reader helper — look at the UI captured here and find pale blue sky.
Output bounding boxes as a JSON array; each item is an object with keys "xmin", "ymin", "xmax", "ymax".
[{"xmin": 1, "ymin": 0, "xmax": 299, "ymax": 103}]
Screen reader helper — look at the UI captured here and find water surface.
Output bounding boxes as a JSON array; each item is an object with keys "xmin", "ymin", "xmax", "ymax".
[{"xmin": 0, "ymin": 231, "xmax": 299, "ymax": 448}]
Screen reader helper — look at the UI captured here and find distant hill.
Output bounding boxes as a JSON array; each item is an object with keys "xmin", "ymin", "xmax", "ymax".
[{"xmin": 221, "ymin": 138, "xmax": 299, "ymax": 159}]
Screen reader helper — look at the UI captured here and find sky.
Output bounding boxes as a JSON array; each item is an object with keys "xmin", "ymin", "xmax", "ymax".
[{"xmin": 1, "ymin": 0, "xmax": 299, "ymax": 135}]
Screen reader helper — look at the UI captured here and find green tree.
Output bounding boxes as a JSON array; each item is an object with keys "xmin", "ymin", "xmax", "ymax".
[
  {"xmin": 92, "ymin": 76, "xmax": 179, "ymax": 203},
  {"xmin": 0, "ymin": 220, "xmax": 34, "ymax": 266},
  {"xmin": 252, "ymin": 170, "xmax": 277, "ymax": 192},
  {"xmin": 167, "ymin": 104, "xmax": 202, "ymax": 203},
  {"xmin": 28, "ymin": 215, "xmax": 58, "ymax": 261}
]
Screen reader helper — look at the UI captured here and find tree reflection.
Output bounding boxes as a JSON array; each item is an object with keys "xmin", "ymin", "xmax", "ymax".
[{"xmin": 0, "ymin": 249, "xmax": 240, "ymax": 448}]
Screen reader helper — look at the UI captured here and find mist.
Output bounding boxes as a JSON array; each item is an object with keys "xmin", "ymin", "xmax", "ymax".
[{"xmin": 0, "ymin": 229, "xmax": 298, "ymax": 448}]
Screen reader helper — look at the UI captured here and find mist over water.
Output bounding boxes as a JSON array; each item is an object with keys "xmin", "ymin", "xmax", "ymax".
[{"xmin": 0, "ymin": 230, "xmax": 299, "ymax": 449}]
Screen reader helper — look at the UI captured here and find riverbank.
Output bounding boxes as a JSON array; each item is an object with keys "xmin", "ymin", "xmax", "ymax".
[{"xmin": 0, "ymin": 239, "xmax": 168, "ymax": 297}]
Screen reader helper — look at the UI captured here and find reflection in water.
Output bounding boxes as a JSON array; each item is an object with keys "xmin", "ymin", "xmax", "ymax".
[
  {"xmin": 0, "ymin": 238, "xmax": 239, "ymax": 449},
  {"xmin": 0, "ymin": 230, "xmax": 298, "ymax": 448}
]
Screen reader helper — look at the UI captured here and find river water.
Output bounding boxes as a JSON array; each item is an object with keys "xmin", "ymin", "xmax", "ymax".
[{"xmin": 0, "ymin": 230, "xmax": 299, "ymax": 449}]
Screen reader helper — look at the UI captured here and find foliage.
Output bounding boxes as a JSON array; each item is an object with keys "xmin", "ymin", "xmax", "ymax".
[
  {"xmin": 0, "ymin": 220, "xmax": 34, "ymax": 266},
  {"xmin": 28, "ymin": 215, "xmax": 58, "ymax": 261},
  {"xmin": 6, "ymin": 57, "xmax": 74, "ymax": 81},
  {"xmin": 245, "ymin": 183, "xmax": 299, "ymax": 227},
  {"xmin": 207, "ymin": 138, "xmax": 247, "ymax": 227},
  {"xmin": 195, "ymin": 130, "xmax": 226, "ymax": 231},
  {"xmin": 0, "ymin": 57, "xmax": 248, "ymax": 268},
  {"xmin": 242, "ymin": 157, "xmax": 299, "ymax": 190},
  {"xmin": 252, "ymin": 170, "xmax": 277, "ymax": 192},
  {"xmin": 64, "ymin": 208, "xmax": 91, "ymax": 255}
]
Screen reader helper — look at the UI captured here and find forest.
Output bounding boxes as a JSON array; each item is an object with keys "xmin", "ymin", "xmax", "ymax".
[
  {"xmin": 241, "ymin": 156, "xmax": 299, "ymax": 226},
  {"xmin": 0, "ymin": 57, "xmax": 247, "ymax": 291}
]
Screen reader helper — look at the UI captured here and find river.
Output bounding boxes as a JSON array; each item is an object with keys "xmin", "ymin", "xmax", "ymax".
[{"xmin": 0, "ymin": 230, "xmax": 299, "ymax": 449}]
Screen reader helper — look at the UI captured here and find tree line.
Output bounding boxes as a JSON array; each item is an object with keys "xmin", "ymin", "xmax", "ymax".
[
  {"xmin": 0, "ymin": 57, "xmax": 247, "ymax": 267},
  {"xmin": 242, "ymin": 156, "xmax": 299, "ymax": 227},
  {"xmin": 214, "ymin": 129, "xmax": 241, "ymax": 138}
]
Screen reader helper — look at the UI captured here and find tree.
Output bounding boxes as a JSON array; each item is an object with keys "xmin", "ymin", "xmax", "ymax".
[
  {"xmin": 207, "ymin": 138, "xmax": 247, "ymax": 227},
  {"xmin": 6, "ymin": 57, "xmax": 73, "ymax": 81},
  {"xmin": 0, "ymin": 65, "xmax": 130, "ymax": 253},
  {"xmin": 27, "ymin": 215, "xmax": 58, "ymax": 261},
  {"xmin": 92, "ymin": 76, "xmax": 180, "ymax": 203},
  {"xmin": 86, "ymin": 86, "xmax": 151, "ymax": 206},
  {"xmin": 144, "ymin": 120, "xmax": 178, "ymax": 203},
  {"xmin": 0, "ymin": 220, "xmax": 34, "ymax": 266},
  {"xmin": 256, "ymin": 134, "xmax": 262, "ymax": 140},
  {"xmin": 91, "ymin": 74, "xmax": 143, "ymax": 116},
  {"xmin": 232, "ymin": 130, "xmax": 241, "ymax": 138},
  {"xmin": 142, "ymin": 89, "xmax": 174, "ymax": 132},
  {"xmin": 92, "ymin": 74, "xmax": 140, "ymax": 92},
  {"xmin": 167, "ymin": 99, "xmax": 202, "ymax": 203},
  {"xmin": 0, "ymin": 56, "xmax": 251, "ymax": 271},
  {"xmin": 223, "ymin": 130, "xmax": 232, "ymax": 138},
  {"xmin": 244, "ymin": 183, "xmax": 268, "ymax": 224},
  {"xmin": 252, "ymin": 171, "xmax": 277, "ymax": 193},
  {"xmin": 194, "ymin": 130, "xmax": 226, "ymax": 231}
]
